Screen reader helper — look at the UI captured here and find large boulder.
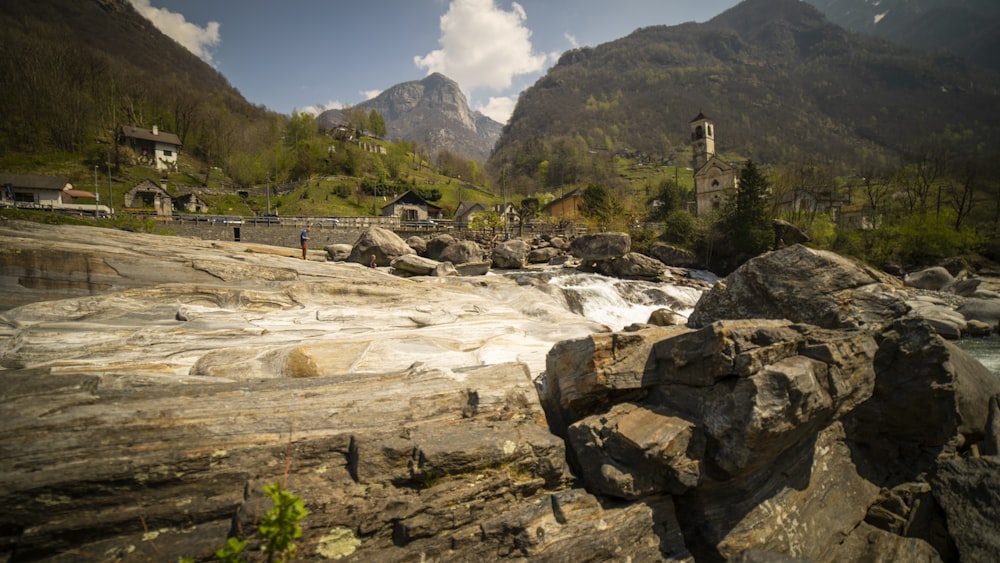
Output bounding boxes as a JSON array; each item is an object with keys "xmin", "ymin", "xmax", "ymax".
[
  {"xmin": 438, "ymin": 240, "xmax": 485, "ymax": 265},
  {"xmin": 324, "ymin": 243, "xmax": 353, "ymax": 261},
  {"xmin": 424, "ymin": 233, "xmax": 456, "ymax": 261},
  {"xmin": 647, "ymin": 242, "xmax": 699, "ymax": 268},
  {"xmin": 527, "ymin": 246, "xmax": 561, "ymax": 264},
  {"xmin": 584, "ymin": 252, "xmax": 667, "ymax": 281},
  {"xmin": 904, "ymin": 266, "xmax": 954, "ymax": 291},
  {"xmin": 689, "ymin": 244, "xmax": 907, "ymax": 331},
  {"xmin": 347, "ymin": 226, "xmax": 415, "ymax": 266},
  {"xmin": 405, "ymin": 235, "xmax": 427, "ymax": 255},
  {"xmin": 958, "ymin": 297, "xmax": 1000, "ymax": 329},
  {"xmin": 930, "ymin": 456, "xmax": 1000, "ymax": 562},
  {"xmin": 568, "ymin": 232, "xmax": 631, "ymax": 261},
  {"xmin": 491, "ymin": 239, "xmax": 530, "ymax": 269},
  {"xmin": 390, "ymin": 254, "xmax": 440, "ymax": 276}
]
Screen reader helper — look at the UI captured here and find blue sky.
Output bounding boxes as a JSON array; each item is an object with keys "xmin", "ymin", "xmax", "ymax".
[{"xmin": 129, "ymin": 0, "xmax": 742, "ymax": 123}]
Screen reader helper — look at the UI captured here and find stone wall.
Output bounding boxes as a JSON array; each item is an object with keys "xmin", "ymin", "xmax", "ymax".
[{"xmin": 168, "ymin": 222, "xmax": 362, "ymax": 248}]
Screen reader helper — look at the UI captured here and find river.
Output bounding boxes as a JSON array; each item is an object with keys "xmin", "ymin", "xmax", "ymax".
[{"xmin": 511, "ymin": 268, "xmax": 1000, "ymax": 376}]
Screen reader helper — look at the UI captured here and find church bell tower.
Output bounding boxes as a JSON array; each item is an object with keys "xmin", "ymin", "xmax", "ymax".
[{"xmin": 690, "ymin": 112, "xmax": 716, "ymax": 170}]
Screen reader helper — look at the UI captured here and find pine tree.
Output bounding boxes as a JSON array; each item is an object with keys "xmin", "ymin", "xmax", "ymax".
[{"xmin": 725, "ymin": 160, "xmax": 772, "ymax": 256}]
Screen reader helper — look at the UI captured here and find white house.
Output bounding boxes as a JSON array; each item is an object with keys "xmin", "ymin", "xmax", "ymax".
[
  {"xmin": 119, "ymin": 125, "xmax": 182, "ymax": 172},
  {"xmin": 0, "ymin": 173, "xmax": 110, "ymax": 215}
]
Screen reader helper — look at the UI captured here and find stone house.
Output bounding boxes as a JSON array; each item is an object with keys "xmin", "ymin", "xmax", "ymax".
[
  {"xmin": 118, "ymin": 125, "xmax": 182, "ymax": 172},
  {"xmin": 123, "ymin": 179, "xmax": 174, "ymax": 216},
  {"xmin": 380, "ymin": 190, "xmax": 442, "ymax": 221},
  {"xmin": 454, "ymin": 201, "xmax": 489, "ymax": 225}
]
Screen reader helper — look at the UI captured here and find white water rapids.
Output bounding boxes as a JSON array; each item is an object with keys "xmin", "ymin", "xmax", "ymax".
[
  {"xmin": 509, "ymin": 268, "xmax": 1000, "ymax": 376},
  {"xmin": 505, "ymin": 268, "xmax": 717, "ymax": 332}
]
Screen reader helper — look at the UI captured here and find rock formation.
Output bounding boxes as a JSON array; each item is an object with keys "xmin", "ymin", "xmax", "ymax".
[{"xmin": 2, "ymin": 222, "xmax": 998, "ymax": 562}]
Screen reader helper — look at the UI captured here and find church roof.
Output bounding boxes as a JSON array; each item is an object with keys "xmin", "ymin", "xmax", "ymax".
[
  {"xmin": 690, "ymin": 111, "xmax": 710, "ymax": 123},
  {"xmin": 693, "ymin": 156, "xmax": 734, "ymax": 177}
]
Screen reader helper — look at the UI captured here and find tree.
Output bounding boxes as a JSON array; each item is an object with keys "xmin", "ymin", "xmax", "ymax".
[
  {"xmin": 647, "ymin": 178, "xmax": 681, "ymax": 221},
  {"xmin": 582, "ymin": 183, "xmax": 615, "ymax": 228},
  {"xmin": 368, "ymin": 109, "xmax": 387, "ymax": 138},
  {"xmin": 724, "ymin": 160, "xmax": 772, "ymax": 256}
]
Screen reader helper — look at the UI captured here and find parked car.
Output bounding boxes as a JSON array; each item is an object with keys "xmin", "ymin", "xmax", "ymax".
[
  {"xmin": 213, "ymin": 216, "xmax": 244, "ymax": 225},
  {"xmin": 312, "ymin": 218, "xmax": 340, "ymax": 227}
]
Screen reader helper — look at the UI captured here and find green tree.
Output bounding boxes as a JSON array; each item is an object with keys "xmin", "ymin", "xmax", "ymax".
[
  {"xmin": 724, "ymin": 160, "xmax": 772, "ymax": 256},
  {"xmin": 648, "ymin": 178, "xmax": 682, "ymax": 221},
  {"xmin": 582, "ymin": 183, "xmax": 616, "ymax": 228},
  {"xmin": 368, "ymin": 109, "xmax": 387, "ymax": 138}
]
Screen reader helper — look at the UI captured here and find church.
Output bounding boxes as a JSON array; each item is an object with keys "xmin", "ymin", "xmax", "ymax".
[{"xmin": 690, "ymin": 112, "xmax": 739, "ymax": 216}]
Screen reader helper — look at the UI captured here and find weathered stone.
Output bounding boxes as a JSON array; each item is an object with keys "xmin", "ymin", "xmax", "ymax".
[
  {"xmin": 527, "ymin": 246, "xmax": 561, "ymax": 264},
  {"xmin": 438, "ymin": 240, "xmax": 484, "ymax": 265},
  {"xmin": 678, "ymin": 423, "xmax": 880, "ymax": 562},
  {"xmin": 905, "ymin": 267, "xmax": 954, "ymax": 291},
  {"xmin": 324, "ymin": 242, "xmax": 353, "ymax": 261},
  {"xmin": 424, "ymin": 233, "xmax": 456, "ymax": 261},
  {"xmin": 453, "ymin": 260, "xmax": 491, "ymax": 276},
  {"xmin": 491, "ymin": 239, "xmax": 530, "ymax": 269},
  {"xmin": 958, "ymin": 297, "xmax": 1000, "ymax": 328},
  {"xmin": 772, "ymin": 218, "xmax": 811, "ymax": 248},
  {"xmin": 648, "ymin": 308, "xmax": 687, "ymax": 326},
  {"xmin": 930, "ymin": 456, "xmax": 1000, "ymax": 563},
  {"xmin": 568, "ymin": 232, "xmax": 631, "ymax": 261},
  {"xmin": 390, "ymin": 253, "xmax": 440, "ymax": 276},
  {"xmin": 831, "ymin": 522, "xmax": 944, "ymax": 563},
  {"xmin": 405, "ymin": 235, "xmax": 427, "ymax": 255},
  {"xmin": 567, "ymin": 402, "xmax": 704, "ymax": 499},
  {"xmin": 586, "ymin": 252, "xmax": 667, "ymax": 281},
  {"xmin": 647, "ymin": 241, "xmax": 699, "ymax": 268},
  {"xmin": 689, "ymin": 244, "xmax": 907, "ymax": 331},
  {"xmin": 347, "ymin": 226, "xmax": 415, "ymax": 266},
  {"xmin": 906, "ymin": 300, "xmax": 967, "ymax": 339}
]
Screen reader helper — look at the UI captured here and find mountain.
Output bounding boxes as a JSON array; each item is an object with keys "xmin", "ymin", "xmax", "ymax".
[
  {"xmin": 803, "ymin": 0, "xmax": 1000, "ymax": 73},
  {"xmin": 0, "ymin": 0, "xmax": 271, "ymax": 158},
  {"xmin": 317, "ymin": 73, "xmax": 502, "ymax": 163},
  {"xmin": 489, "ymin": 0, "xmax": 1000, "ymax": 188}
]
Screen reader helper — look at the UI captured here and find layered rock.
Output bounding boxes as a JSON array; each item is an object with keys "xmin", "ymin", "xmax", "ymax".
[{"xmin": 538, "ymin": 244, "xmax": 1000, "ymax": 562}]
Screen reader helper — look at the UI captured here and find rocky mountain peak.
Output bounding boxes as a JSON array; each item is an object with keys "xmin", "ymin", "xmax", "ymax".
[{"xmin": 318, "ymin": 72, "xmax": 502, "ymax": 162}]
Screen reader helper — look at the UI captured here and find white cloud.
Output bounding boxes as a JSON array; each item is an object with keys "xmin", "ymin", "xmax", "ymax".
[
  {"xmin": 360, "ymin": 89, "xmax": 383, "ymax": 101},
  {"xmin": 476, "ymin": 96, "xmax": 517, "ymax": 124},
  {"xmin": 414, "ymin": 0, "xmax": 551, "ymax": 99},
  {"xmin": 127, "ymin": 0, "xmax": 220, "ymax": 65},
  {"xmin": 296, "ymin": 100, "xmax": 346, "ymax": 116},
  {"xmin": 564, "ymin": 32, "xmax": 579, "ymax": 49}
]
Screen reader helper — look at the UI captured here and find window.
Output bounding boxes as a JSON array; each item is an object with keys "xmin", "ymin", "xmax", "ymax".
[{"xmin": 163, "ymin": 150, "xmax": 173, "ymax": 157}]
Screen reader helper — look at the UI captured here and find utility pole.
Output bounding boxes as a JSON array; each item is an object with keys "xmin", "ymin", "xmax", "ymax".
[
  {"xmin": 107, "ymin": 163, "xmax": 113, "ymax": 215},
  {"xmin": 94, "ymin": 165, "xmax": 99, "ymax": 218}
]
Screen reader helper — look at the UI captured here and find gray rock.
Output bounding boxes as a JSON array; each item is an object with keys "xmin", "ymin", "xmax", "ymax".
[
  {"xmin": 324, "ymin": 243, "xmax": 353, "ymax": 261},
  {"xmin": 527, "ymin": 246, "xmax": 561, "ymax": 264},
  {"xmin": 347, "ymin": 226, "xmax": 415, "ymax": 266},
  {"xmin": 905, "ymin": 267, "xmax": 955, "ymax": 291},
  {"xmin": 568, "ymin": 232, "xmax": 631, "ymax": 261},
  {"xmin": 647, "ymin": 241, "xmax": 699, "ymax": 267},
  {"xmin": 491, "ymin": 239, "xmax": 530, "ymax": 269},
  {"xmin": 453, "ymin": 260, "xmax": 491, "ymax": 276},
  {"xmin": 390, "ymin": 254, "xmax": 440, "ymax": 276},
  {"xmin": 586, "ymin": 252, "xmax": 667, "ymax": 281},
  {"xmin": 690, "ymin": 244, "xmax": 907, "ymax": 331},
  {"xmin": 930, "ymin": 456, "xmax": 1000, "ymax": 563},
  {"xmin": 648, "ymin": 308, "xmax": 687, "ymax": 326},
  {"xmin": 772, "ymin": 218, "xmax": 811, "ymax": 248},
  {"xmin": 438, "ymin": 240, "xmax": 484, "ymax": 265},
  {"xmin": 424, "ymin": 233, "xmax": 456, "ymax": 261},
  {"xmin": 405, "ymin": 235, "xmax": 427, "ymax": 255},
  {"xmin": 958, "ymin": 297, "xmax": 1000, "ymax": 329}
]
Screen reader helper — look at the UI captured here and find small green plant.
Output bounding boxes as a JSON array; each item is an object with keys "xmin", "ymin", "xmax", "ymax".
[
  {"xmin": 260, "ymin": 481, "xmax": 308, "ymax": 562},
  {"xmin": 215, "ymin": 536, "xmax": 247, "ymax": 562}
]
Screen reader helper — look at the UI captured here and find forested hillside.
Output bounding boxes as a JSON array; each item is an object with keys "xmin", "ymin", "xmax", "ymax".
[{"xmin": 489, "ymin": 0, "xmax": 1000, "ymax": 195}]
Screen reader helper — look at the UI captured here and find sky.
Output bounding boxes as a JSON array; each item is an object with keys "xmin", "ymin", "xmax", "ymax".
[{"xmin": 127, "ymin": 0, "xmax": 742, "ymax": 124}]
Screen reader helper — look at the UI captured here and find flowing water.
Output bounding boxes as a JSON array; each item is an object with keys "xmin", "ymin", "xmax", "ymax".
[
  {"xmin": 953, "ymin": 335, "xmax": 1000, "ymax": 376},
  {"xmin": 514, "ymin": 268, "xmax": 1000, "ymax": 375}
]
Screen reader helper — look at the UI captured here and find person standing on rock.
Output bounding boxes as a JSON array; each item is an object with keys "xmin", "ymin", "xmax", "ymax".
[
  {"xmin": 369, "ymin": 254, "xmax": 377, "ymax": 268},
  {"xmin": 300, "ymin": 228, "xmax": 310, "ymax": 260}
]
